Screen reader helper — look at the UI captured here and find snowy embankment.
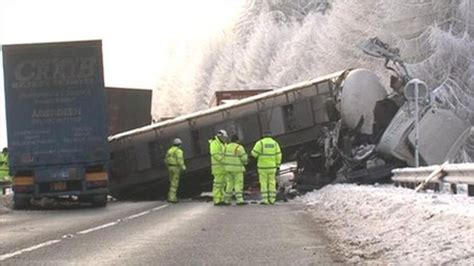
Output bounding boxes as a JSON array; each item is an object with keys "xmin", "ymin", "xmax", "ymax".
[
  {"xmin": 301, "ymin": 184, "xmax": 474, "ymax": 264},
  {"xmin": 0, "ymin": 193, "xmax": 12, "ymax": 214}
]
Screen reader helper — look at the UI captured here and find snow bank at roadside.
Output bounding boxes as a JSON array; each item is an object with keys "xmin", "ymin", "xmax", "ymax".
[
  {"xmin": 0, "ymin": 193, "xmax": 12, "ymax": 214},
  {"xmin": 301, "ymin": 184, "xmax": 474, "ymax": 264}
]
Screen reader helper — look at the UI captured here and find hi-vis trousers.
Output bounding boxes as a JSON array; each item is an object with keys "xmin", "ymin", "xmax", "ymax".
[
  {"xmin": 212, "ymin": 173, "xmax": 226, "ymax": 204},
  {"xmin": 258, "ymin": 169, "xmax": 277, "ymax": 204},
  {"xmin": 224, "ymin": 172, "xmax": 244, "ymax": 204},
  {"xmin": 167, "ymin": 166, "xmax": 181, "ymax": 202}
]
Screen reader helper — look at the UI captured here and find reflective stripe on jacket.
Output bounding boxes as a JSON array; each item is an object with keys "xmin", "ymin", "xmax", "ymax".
[
  {"xmin": 209, "ymin": 137, "xmax": 226, "ymax": 174},
  {"xmin": 251, "ymin": 137, "xmax": 282, "ymax": 169},
  {"xmin": 224, "ymin": 142, "xmax": 248, "ymax": 172},
  {"xmin": 165, "ymin": 146, "xmax": 185, "ymax": 169}
]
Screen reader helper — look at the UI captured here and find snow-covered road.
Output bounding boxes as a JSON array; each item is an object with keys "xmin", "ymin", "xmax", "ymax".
[{"xmin": 301, "ymin": 184, "xmax": 474, "ymax": 264}]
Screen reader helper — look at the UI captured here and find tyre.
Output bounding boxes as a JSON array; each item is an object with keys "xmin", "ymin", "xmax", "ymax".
[
  {"xmin": 468, "ymin": 185, "xmax": 474, "ymax": 197},
  {"xmin": 13, "ymin": 195, "xmax": 30, "ymax": 210},
  {"xmin": 91, "ymin": 194, "xmax": 107, "ymax": 207}
]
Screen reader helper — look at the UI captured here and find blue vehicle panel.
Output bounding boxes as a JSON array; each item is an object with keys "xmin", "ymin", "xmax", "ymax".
[{"xmin": 2, "ymin": 40, "xmax": 109, "ymax": 170}]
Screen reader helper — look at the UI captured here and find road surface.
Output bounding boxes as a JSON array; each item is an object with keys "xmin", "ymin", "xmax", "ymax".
[{"xmin": 0, "ymin": 200, "xmax": 334, "ymax": 265}]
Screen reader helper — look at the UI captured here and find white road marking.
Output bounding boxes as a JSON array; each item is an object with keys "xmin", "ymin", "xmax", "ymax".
[
  {"xmin": 76, "ymin": 204, "xmax": 169, "ymax": 234},
  {"xmin": 0, "ymin": 240, "xmax": 61, "ymax": 261},
  {"xmin": 152, "ymin": 205, "xmax": 169, "ymax": 212},
  {"xmin": 0, "ymin": 203, "xmax": 169, "ymax": 261},
  {"xmin": 124, "ymin": 204, "xmax": 169, "ymax": 220},
  {"xmin": 76, "ymin": 221, "xmax": 119, "ymax": 235},
  {"xmin": 96, "ymin": 203, "xmax": 211, "ymax": 265},
  {"xmin": 124, "ymin": 210, "xmax": 151, "ymax": 220}
]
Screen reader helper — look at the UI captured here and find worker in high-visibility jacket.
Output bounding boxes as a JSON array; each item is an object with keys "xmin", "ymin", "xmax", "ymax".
[
  {"xmin": 209, "ymin": 129, "xmax": 228, "ymax": 205},
  {"xmin": 0, "ymin": 148, "xmax": 9, "ymax": 182},
  {"xmin": 164, "ymin": 138, "xmax": 186, "ymax": 203},
  {"xmin": 251, "ymin": 130, "xmax": 282, "ymax": 205},
  {"xmin": 223, "ymin": 135, "xmax": 248, "ymax": 205}
]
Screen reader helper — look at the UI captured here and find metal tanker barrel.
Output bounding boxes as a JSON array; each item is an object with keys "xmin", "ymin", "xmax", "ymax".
[{"xmin": 340, "ymin": 69, "xmax": 388, "ymax": 134}]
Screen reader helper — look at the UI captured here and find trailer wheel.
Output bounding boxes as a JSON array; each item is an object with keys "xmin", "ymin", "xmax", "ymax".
[
  {"xmin": 92, "ymin": 194, "xmax": 107, "ymax": 207},
  {"xmin": 13, "ymin": 196, "xmax": 31, "ymax": 210}
]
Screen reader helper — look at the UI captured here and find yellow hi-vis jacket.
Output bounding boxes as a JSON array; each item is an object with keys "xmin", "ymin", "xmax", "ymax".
[
  {"xmin": 209, "ymin": 137, "xmax": 226, "ymax": 174},
  {"xmin": 251, "ymin": 137, "xmax": 282, "ymax": 170},
  {"xmin": 224, "ymin": 142, "xmax": 248, "ymax": 172},
  {"xmin": 0, "ymin": 153, "xmax": 8, "ymax": 179},
  {"xmin": 164, "ymin": 146, "xmax": 186, "ymax": 170}
]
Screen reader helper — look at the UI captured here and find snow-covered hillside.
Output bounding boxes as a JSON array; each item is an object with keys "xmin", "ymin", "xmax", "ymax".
[{"xmin": 154, "ymin": 0, "xmax": 474, "ymax": 124}]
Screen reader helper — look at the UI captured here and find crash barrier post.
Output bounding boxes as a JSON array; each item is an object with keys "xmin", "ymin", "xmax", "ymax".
[
  {"xmin": 0, "ymin": 181, "xmax": 12, "ymax": 195},
  {"xmin": 392, "ymin": 163, "xmax": 474, "ymax": 196}
]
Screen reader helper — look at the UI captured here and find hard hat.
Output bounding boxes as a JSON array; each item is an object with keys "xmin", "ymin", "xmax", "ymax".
[
  {"xmin": 217, "ymin": 129, "xmax": 228, "ymax": 138},
  {"xmin": 173, "ymin": 138, "xmax": 182, "ymax": 145}
]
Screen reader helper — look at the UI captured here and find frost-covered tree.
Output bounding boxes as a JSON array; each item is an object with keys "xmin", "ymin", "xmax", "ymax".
[
  {"xmin": 154, "ymin": 0, "xmax": 474, "ymax": 161},
  {"xmin": 154, "ymin": 0, "xmax": 336, "ymax": 116},
  {"xmin": 191, "ymin": 35, "xmax": 228, "ymax": 111}
]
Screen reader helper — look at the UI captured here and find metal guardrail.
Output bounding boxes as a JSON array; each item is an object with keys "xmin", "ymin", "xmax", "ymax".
[
  {"xmin": 392, "ymin": 163, "xmax": 474, "ymax": 196},
  {"xmin": 392, "ymin": 163, "xmax": 474, "ymax": 185}
]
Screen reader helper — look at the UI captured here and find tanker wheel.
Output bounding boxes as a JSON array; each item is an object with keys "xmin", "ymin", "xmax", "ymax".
[
  {"xmin": 79, "ymin": 194, "xmax": 107, "ymax": 207},
  {"xmin": 13, "ymin": 195, "xmax": 31, "ymax": 210}
]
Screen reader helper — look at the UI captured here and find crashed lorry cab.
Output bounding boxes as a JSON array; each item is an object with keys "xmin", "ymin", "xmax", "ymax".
[
  {"xmin": 339, "ymin": 69, "xmax": 471, "ymax": 171},
  {"xmin": 2, "ymin": 40, "xmax": 110, "ymax": 209}
]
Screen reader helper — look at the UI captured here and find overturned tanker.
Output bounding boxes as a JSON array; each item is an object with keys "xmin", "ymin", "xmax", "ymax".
[
  {"xmin": 108, "ymin": 69, "xmax": 360, "ymax": 198},
  {"xmin": 108, "ymin": 69, "xmax": 393, "ymax": 198},
  {"xmin": 108, "ymin": 39, "xmax": 470, "ymax": 197}
]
